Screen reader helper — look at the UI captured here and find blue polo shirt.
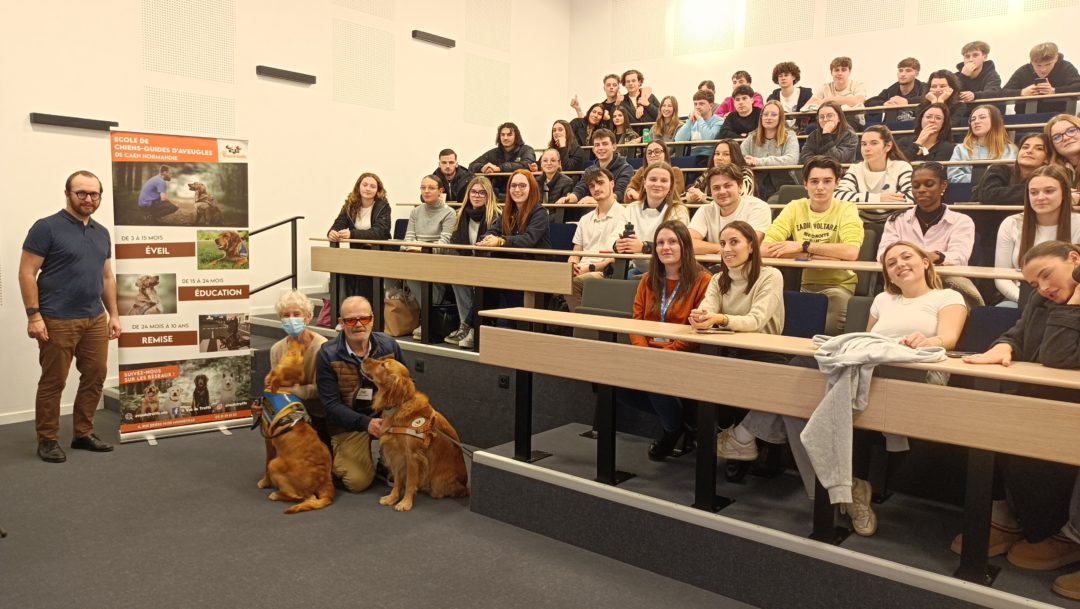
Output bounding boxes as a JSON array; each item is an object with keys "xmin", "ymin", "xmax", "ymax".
[{"xmin": 22, "ymin": 209, "xmax": 111, "ymax": 319}]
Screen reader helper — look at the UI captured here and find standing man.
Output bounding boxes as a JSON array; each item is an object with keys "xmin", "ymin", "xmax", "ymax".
[
  {"xmin": 19, "ymin": 170, "xmax": 121, "ymax": 463},
  {"xmin": 315, "ymin": 296, "xmax": 406, "ymax": 493},
  {"xmin": 431, "ymin": 148, "xmax": 473, "ymax": 202},
  {"xmin": 138, "ymin": 165, "xmax": 179, "ymax": 223}
]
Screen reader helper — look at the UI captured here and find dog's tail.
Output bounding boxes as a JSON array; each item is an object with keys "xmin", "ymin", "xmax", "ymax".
[{"xmin": 283, "ymin": 486, "xmax": 335, "ymax": 514}]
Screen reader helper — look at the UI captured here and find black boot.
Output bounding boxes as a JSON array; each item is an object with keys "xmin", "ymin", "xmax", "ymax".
[{"xmin": 648, "ymin": 428, "xmax": 683, "ymax": 461}]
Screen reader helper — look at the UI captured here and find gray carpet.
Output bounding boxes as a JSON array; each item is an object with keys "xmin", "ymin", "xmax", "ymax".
[{"xmin": 0, "ymin": 410, "xmax": 753, "ymax": 609}]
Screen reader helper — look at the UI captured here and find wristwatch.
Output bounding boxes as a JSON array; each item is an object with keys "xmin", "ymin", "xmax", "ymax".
[
  {"xmin": 642, "ymin": 241, "xmax": 653, "ymax": 255},
  {"xmin": 26, "ymin": 307, "xmax": 40, "ymax": 317},
  {"xmin": 588, "ymin": 263, "xmax": 596, "ymax": 272},
  {"xmin": 802, "ymin": 240, "xmax": 811, "ymax": 254}
]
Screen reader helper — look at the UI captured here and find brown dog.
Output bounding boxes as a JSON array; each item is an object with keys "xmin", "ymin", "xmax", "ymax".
[
  {"xmin": 136, "ymin": 384, "xmax": 161, "ymax": 418},
  {"xmin": 362, "ymin": 355, "xmax": 468, "ymax": 512},
  {"xmin": 188, "ymin": 182, "xmax": 223, "ymax": 226},
  {"xmin": 213, "ymin": 230, "xmax": 248, "ymax": 265},
  {"xmin": 127, "ymin": 275, "xmax": 162, "ymax": 315},
  {"xmin": 258, "ymin": 332, "xmax": 334, "ymax": 514}
]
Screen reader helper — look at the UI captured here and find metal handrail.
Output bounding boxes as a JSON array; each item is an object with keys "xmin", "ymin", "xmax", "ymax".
[{"xmin": 249, "ymin": 215, "xmax": 304, "ymax": 295}]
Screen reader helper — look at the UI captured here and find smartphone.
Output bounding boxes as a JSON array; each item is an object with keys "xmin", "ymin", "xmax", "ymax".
[
  {"xmin": 945, "ymin": 351, "xmax": 978, "ymax": 358},
  {"xmin": 696, "ymin": 327, "xmax": 734, "ymax": 334},
  {"xmin": 1034, "ymin": 77, "xmax": 1049, "ymax": 85}
]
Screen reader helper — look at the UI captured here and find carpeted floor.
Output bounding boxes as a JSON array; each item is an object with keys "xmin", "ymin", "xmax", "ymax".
[{"xmin": 0, "ymin": 410, "xmax": 753, "ymax": 609}]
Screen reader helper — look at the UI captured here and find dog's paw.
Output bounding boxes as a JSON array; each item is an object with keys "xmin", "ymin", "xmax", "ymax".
[
  {"xmin": 379, "ymin": 493, "xmax": 398, "ymax": 506},
  {"xmin": 268, "ymin": 491, "xmax": 284, "ymax": 501},
  {"xmin": 257, "ymin": 477, "xmax": 270, "ymax": 489},
  {"xmin": 394, "ymin": 500, "xmax": 413, "ymax": 512}
]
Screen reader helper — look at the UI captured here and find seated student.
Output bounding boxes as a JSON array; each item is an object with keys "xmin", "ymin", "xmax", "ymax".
[
  {"xmin": 739, "ymin": 100, "xmax": 799, "ymax": 200},
  {"xmin": 565, "ymin": 168, "xmax": 626, "ymax": 312},
  {"xmin": 976, "ymin": 133, "xmax": 1051, "ymax": 205},
  {"xmin": 955, "ymin": 40, "xmax": 1002, "ymax": 103},
  {"xmin": 1001, "ymin": 42, "xmax": 1080, "ymax": 114},
  {"xmin": 445, "ymin": 176, "xmax": 500, "ymax": 350},
  {"xmin": 799, "ymin": 101, "xmax": 859, "ymax": 164},
  {"xmin": 764, "ymin": 156, "xmax": 864, "ymax": 334},
  {"xmin": 315, "ymin": 295, "xmax": 406, "ymax": 493},
  {"xmin": 536, "ymin": 148, "xmax": 574, "ymax": 206},
  {"xmin": 616, "ymin": 162, "xmax": 691, "ymax": 278},
  {"xmin": 805, "ymin": 56, "xmax": 868, "ymax": 126},
  {"xmin": 922, "ymin": 70, "xmax": 967, "ymax": 126},
  {"xmin": 963, "ymin": 241, "xmax": 1080, "ymax": 598},
  {"xmin": 865, "ymin": 57, "xmax": 926, "ymax": 123},
  {"xmin": 688, "ymin": 164, "xmax": 771, "ymax": 252},
  {"xmin": 549, "ymin": 120, "xmax": 589, "ymax": 172},
  {"xmin": 570, "ymin": 103, "xmax": 611, "ymax": 151},
  {"xmin": 327, "ymin": 172, "xmax": 394, "ymax": 303},
  {"xmin": 674, "ymin": 89, "xmax": 723, "ymax": 165},
  {"xmin": 685, "ymin": 139, "xmax": 756, "ymax": 203},
  {"xmin": 896, "ymin": 102, "xmax": 957, "ymax": 162},
  {"xmin": 430, "ymin": 149, "xmax": 473, "ymax": 203},
  {"xmin": 720, "ymin": 241, "xmax": 967, "ymax": 537},
  {"xmin": 879, "ymin": 162, "xmax": 982, "ymax": 307},
  {"xmin": 948, "ymin": 105, "xmax": 1017, "ymax": 184},
  {"xmin": 717, "ymin": 85, "xmax": 763, "ymax": 140},
  {"xmin": 625, "ymin": 139, "xmax": 686, "ymax": 202},
  {"xmin": 622, "ymin": 219, "xmax": 711, "ymax": 460},
  {"xmin": 698, "ymin": 80, "xmax": 715, "ymax": 95},
  {"xmin": 715, "ymin": 70, "xmax": 765, "ymax": 118},
  {"xmin": 767, "ymin": 61, "xmax": 814, "ymax": 127},
  {"xmin": 557, "ymin": 129, "xmax": 634, "ymax": 207},
  {"xmin": 403, "ymin": 176, "xmax": 456, "ymax": 340},
  {"xmin": 469, "ymin": 122, "xmax": 536, "ymax": 176},
  {"xmin": 994, "ymin": 165, "xmax": 1080, "ymax": 305},
  {"xmin": 618, "ymin": 69, "xmax": 660, "ymax": 125},
  {"xmin": 610, "ymin": 107, "xmax": 640, "ymax": 155},
  {"xmin": 836, "ymin": 125, "xmax": 914, "ymax": 216},
  {"xmin": 570, "ymin": 74, "xmax": 622, "ymax": 123},
  {"xmin": 649, "ymin": 95, "xmax": 683, "ymax": 141},
  {"xmin": 1045, "ymin": 114, "xmax": 1080, "ymax": 202}
]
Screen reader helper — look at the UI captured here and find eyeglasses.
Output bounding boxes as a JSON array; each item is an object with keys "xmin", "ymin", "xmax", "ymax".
[
  {"xmin": 508, "ymin": 183, "xmax": 529, "ymax": 190},
  {"xmin": 341, "ymin": 315, "xmax": 374, "ymax": 327},
  {"xmin": 73, "ymin": 191, "xmax": 102, "ymax": 202},
  {"xmin": 645, "ymin": 149, "xmax": 664, "ymax": 156},
  {"xmin": 469, "ymin": 189, "xmax": 488, "ymax": 196},
  {"xmin": 1052, "ymin": 126, "xmax": 1080, "ymax": 144}
]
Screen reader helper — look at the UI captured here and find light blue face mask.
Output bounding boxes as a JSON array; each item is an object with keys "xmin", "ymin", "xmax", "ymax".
[{"xmin": 281, "ymin": 317, "xmax": 306, "ymax": 338}]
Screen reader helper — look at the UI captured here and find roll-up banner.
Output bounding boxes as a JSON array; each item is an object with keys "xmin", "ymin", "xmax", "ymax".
[{"xmin": 110, "ymin": 131, "xmax": 253, "ymax": 443}]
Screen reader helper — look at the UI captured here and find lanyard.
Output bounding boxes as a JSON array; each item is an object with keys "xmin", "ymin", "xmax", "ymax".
[{"xmin": 659, "ymin": 281, "xmax": 680, "ymax": 322}]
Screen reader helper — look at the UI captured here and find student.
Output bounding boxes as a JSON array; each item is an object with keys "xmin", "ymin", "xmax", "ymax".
[
  {"xmin": 618, "ymin": 69, "xmax": 660, "ymax": 124},
  {"xmin": 610, "ymin": 107, "xmax": 640, "ymax": 154},
  {"xmin": 445, "ymin": 177, "xmax": 500, "ymax": 350},
  {"xmin": 799, "ymin": 101, "xmax": 858, "ymax": 164},
  {"xmin": 549, "ymin": 120, "xmax": 588, "ymax": 172},
  {"xmin": 688, "ymin": 164, "xmax": 771, "ymax": 253},
  {"xmin": 715, "ymin": 70, "xmax": 765, "ymax": 118},
  {"xmin": 622, "ymin": 220, "xmax": 711, "ymax": 460},
  {"xmin": 570, "ymin": 103, "xmax": 610, "ymax": 151},
  {"xmin": 717, "ymin": 85, "xmax": 763, "ymax": 140},
  {"xmin": 674, "ymin": 89, "xmax": 723, "ymax": 164},
  {"xmin": 1000, "ymin": 42, "xmax": 1080, "ymax": 114},
  {"xmin": 698, "ymin": 80, "xmax": 716, "ymax": 95},
  {"xmin": 896, "ymin": 102, "xmax": 956, "ymax": 162},
  {"xmin": 1045, "ymin": 114, "xmax": 1080, "ymax": 199},
  {"xmin": 625, "ymin": 139, "xmax": 686, "ymax": 202},
  {"xmin": 740, "ymin": 100, "xmax": 800, "ymax": 200},
  {"xmin": 536, "ymin": 148, "xmax": 575, "ymax": 205},
  {"xmin": 948, "ymin": 105, "xmax": 1017, "ymax": 184},
  {"xmin": 617, "ymin": 162, "xmax": 691, "ymax": 277},
  {"xmin": 430, "ymin": 149, "xmax": 473, "ymax": 203},
  {"xmin": 767, "ymin": 61, "xmax": 814, "ymax": 127},
  {"xmin": 836, "ymin": 125, "xmax": 914, "ymax": 214},
  {"xmin": 764, "ymin": 156, "xmax": 864, "ymax": 334},
  {"xmin": 955, "ymin": 40, "xmax": 1002, "ymax": 102},
  {"xmin": 570, "ymin": 74, "xmax": 622, "ymax": 122},
  {"xmin": 805, "ymin": 56, "xmax": 868, "ymax": 126},
  {"xmin": 976, "ymin": 133, "xmax": 1051, "ymax": 204},
  {"xmin": 565, "ymin": 168, "xmax": 626, "ymax": 311},
  {"xmin": 994, "ymin": 164, "xmax": 1080, "ymax": 305},
  {"xmin": 865, "ymin": 57, "xmax": 926, "ymax": 122},
  {"xmin": 468, "ymin": 122, "xmax": 536, "ymax": 176},
  {"xmin": 922, "ymin": 70, "xmax": 967, "ymax": 126},
  {"xmin": 326, "ymin": 172, "xmax": 393, "ymax": 302},
  {"xmin": 557, "ymin": 129, "xmax": 634, "ymax": 206},
  {"xmin": 879, "ymin": 162, "xmax": 981, "ymax": 306},
  {"xmin": 402, "ymin": 176, "xmax": 456, "ymax": 340},
  {"xmin": 649, "ymin": 95, "xmax": 682, "ymax": 141},
  {"xmin": 685, "ymin": 140, "xmax": 756, "ymax": 202}
]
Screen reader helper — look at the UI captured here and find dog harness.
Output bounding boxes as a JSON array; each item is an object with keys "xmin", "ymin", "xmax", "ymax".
[
  {"xmin": 258, "ymin": 391, "xmax": 310, "ymax": 438},
  {"xmin": 383, "ymin": 412, "xmax": 437, "ymax": 448}
]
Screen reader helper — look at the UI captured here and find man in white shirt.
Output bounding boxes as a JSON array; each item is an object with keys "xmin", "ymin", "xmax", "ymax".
[
  {"xmin": 806, "ymin": 56, "xmax": 867, "ymax": 126},
  {"xmin": 565, "ymin": 167, "xmax": 626, "ymax": 311},
  {"xmin": 689, "ymin": 164, "xmax": 772, "ymax": 254}
]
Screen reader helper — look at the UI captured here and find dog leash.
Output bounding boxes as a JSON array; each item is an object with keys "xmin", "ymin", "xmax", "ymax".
[{"xmin": 380, "ymin": 408, "xmax": 475, "ymax": 459}]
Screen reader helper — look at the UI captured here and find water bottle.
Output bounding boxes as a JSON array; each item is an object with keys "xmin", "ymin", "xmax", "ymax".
[{"xmin": 642, "ymin": 128, "xmax": 651, "ymax": 143}]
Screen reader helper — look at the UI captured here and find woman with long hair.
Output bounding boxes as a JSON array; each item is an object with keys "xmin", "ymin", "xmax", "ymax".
[
  {"xmin": 976, "ymin": 133, "xmax": 1051, "ymax": 204},
  {"xmin": 624, "ymin": 139, "xmax": 685, "ymax": 202},
  {"xmin": 994, "ymin": 164, "xmax": 1080, "ymax": 304},
  {"xmin": 897, "ymin": 102, "xmax": 957, "ymax": 162},
  {"xmin": 622, "ymin": 220, "xmax": 711, "ymax": 460},
  {"xmin": 1044, "ymin": 113, "xmax": 1080, "ymax": 204},
  {"xmin": 948, "ymin": 104, "xmax": 1017, "ymax": 184},
  {"xmin": 616, "ymin": 162, "xmax": 691, "ymax": 278},
  {"xmin": 686, "ymin": 139, "xmax": 756, "ymax": 203},
  {"xmin": 570, "ymin": 102, "xmax": 610, "ymax": 150},
  {"xmin": 611, "ymin": 107, "xmax": 640, "ymax": 156},
  {"xmin": 549, "ymin": 119, "xmax": 588, "ymax": 172},
  {"xmin": 445, "ymin": 176, "xmax": 501, "ymax": 350},
  {"xmin": 740, "ymin": 100, "xmax": 799, "ymax": 200},
  {"xmin": 922, "ymin": 69, "xmax": 966, "ymax": 125},
  {"xmin": 836, "ymin": 125, "xmax": 914, "ymax": 222},
  {"xmin": 326, "ymin": 172, "xmax": 393, "ymax": 302},
  {"xmin": 649, "ymin": 95, "xmax": 682, "ymax": 141},
  {"xmin": 799, "ymin": 101, "xmax": 858, "ymax": 163}
]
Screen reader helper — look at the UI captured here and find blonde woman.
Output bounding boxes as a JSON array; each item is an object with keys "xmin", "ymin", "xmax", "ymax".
[
  {"xmin": 948, "ymin": 104, "xmax": 1017, "ymax": 184},
  {"xmin": 445, "ymin": 176, "xmax": 501, "ymax": 349}
]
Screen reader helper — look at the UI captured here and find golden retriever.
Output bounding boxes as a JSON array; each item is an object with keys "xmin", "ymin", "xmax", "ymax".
[
  {"xmin": 213, "ymin": 231, "xmax": 247, "ymax": 266},
  {"xmin": 362, "ymin": 355, "xmax": 468, "ymax": 512},
  {"xmin": 258, "ymin": 333, "xmax": 334, "ymax": 514},
  {"xmin": 188, "ymin": 182, "xmax": 223, "ymax": 226},
  {"xmin": 127, "ymin": 275, "xmax": 162, "ymax": 315}
]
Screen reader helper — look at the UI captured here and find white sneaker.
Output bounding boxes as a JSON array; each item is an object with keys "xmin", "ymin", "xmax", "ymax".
[
  {"xmin": 444, "ymin": 324, "xmax": 469, "ymax": 345},
  {"xmin": 458, "ymin": 327, "xmax": 475, "ymax": 349},
  {"xmin": 716, "ymin": 427, "xmax": 758, "ymax": 461},
  {"xmin": 841, "ymin": 478, "xmax": 878, "ymax": 536},
  {"xmin": 412, "ymin": 326, "xmax": 422, "ymax": 340}
]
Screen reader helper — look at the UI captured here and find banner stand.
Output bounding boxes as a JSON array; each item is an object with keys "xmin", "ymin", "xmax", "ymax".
[{"xmin": 121, "ymin": 417, "xmax": 252, "ymax": 444}]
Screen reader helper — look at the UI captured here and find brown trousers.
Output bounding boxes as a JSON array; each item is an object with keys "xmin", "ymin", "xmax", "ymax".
[{"xmin": 35, "ymin": 314, "xmax": 109, "ymax": 442}]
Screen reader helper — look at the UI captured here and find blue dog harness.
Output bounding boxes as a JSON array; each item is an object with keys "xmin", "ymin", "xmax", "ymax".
[{"xmin": 259, "ymin": 391, "xmax": 310, "ymax": 438}]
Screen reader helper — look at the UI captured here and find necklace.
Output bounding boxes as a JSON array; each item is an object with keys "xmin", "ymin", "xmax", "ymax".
[{"xmin": 915, "ymin": 205, "xmax": 947, "ymax": 233}]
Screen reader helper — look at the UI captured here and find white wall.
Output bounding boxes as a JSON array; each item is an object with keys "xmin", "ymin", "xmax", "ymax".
[
  {"xmin": 568, "ymin": 0, "xmax": 1080, "ymax": 120},
  {"xmin": 0, "ymin": 0, "xmax": 570, "ymax": 425}
]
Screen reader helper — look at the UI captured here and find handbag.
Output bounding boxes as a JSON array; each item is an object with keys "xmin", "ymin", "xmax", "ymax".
[{"xmin": 383, "ymin": 288, "xmax": 420, "ymax": 336}]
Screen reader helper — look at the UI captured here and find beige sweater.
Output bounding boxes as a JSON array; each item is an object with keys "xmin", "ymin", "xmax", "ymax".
[
  {"xmin": 270, "ymin": 332, "xmax": 328, "ymax": 415},
  {"xmin": 697, "ymin": 265, "xmax": 785, "ymax": 334}
]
